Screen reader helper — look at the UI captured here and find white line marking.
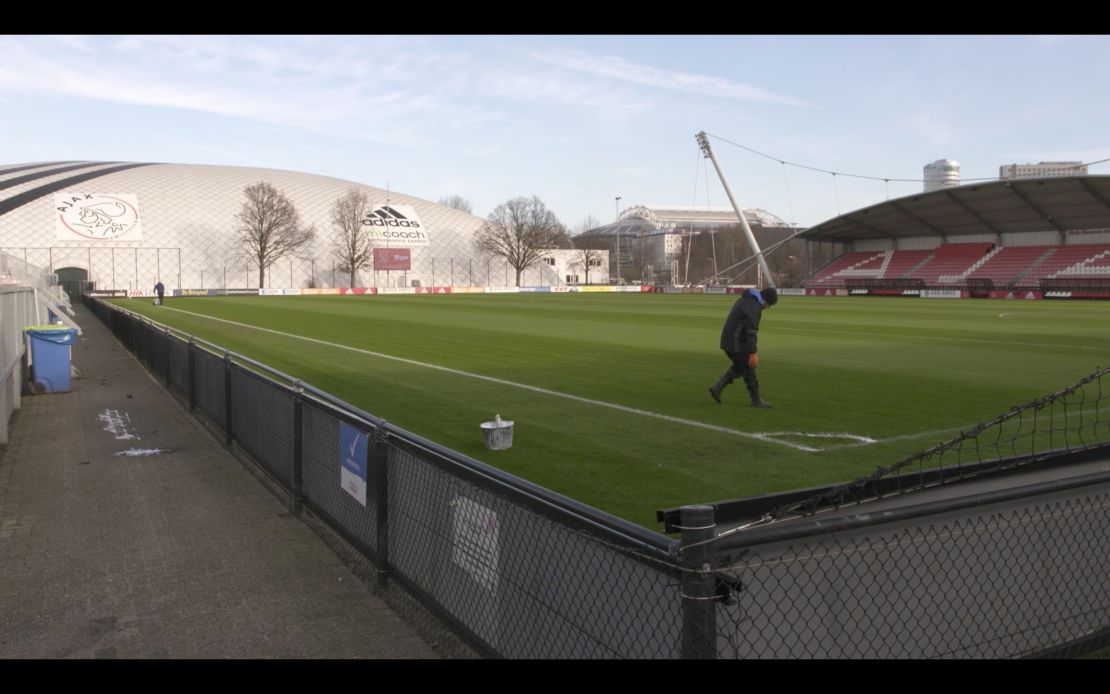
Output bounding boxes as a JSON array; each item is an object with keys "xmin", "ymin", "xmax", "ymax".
[
  {"xmin": 758, "ymin": 431, "xmax": 878, "ymax": 453},
  {"xmin": 159, "ymin": 306, "xmax": 860, "ymax": 452},
  {"xmin": 998, "ymin": 312, "xmax": 1018, "ymax": 319}
]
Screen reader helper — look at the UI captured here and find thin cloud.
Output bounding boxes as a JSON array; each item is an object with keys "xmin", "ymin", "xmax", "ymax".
[
  {"xmin": 533, "ymin": 50, "xmax": 812, "ymax": 107},
  {"xmin": 0, "ymin": 36, "xmax": 505, "ymax": 151},
  {"xmin": 479, "ymin": 70, "xmax": 655, "ymax": 123}
]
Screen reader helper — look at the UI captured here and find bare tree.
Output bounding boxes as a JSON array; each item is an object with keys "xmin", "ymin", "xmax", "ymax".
[
  {"xmin": 571, "ymin": 214, "xmax": 605, "ymax": 285},
  {"xmin": 474, "ymin": 196, "xmax": 568, "ymax": 286},
  {"xmin": 331, "ymin": 188, "xmax": 374, "ymax": 288},
  {"xmin": 438, "ymin": 195, "xmax": 473, "ymax": 214},
  {"xmin": 237, "ymin": 182, "xmax": 315, "ymax": 288}
]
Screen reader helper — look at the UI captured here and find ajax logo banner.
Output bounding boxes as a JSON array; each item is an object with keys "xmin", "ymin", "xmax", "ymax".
[
  {"xmin": 55, "ymin": 193, "xmax": 143, "ymax": 241},
  {"xmin": 361, "ymin": 204, "xmax": 429, "ymax": 247}
]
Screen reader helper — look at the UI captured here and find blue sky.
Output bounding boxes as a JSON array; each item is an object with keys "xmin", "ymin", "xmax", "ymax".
[{"xmin": 2, "ymin": 35, "xmax": 1108, "ymax": 230}]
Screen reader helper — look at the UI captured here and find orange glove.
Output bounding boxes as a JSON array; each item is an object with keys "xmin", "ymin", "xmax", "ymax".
[{"xmin": 748, "ymin": 353, "xmax": 759, "ymax": 368}]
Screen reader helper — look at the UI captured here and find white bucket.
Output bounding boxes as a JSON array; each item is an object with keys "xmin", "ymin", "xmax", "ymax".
[{"xmin": 480, "ymin": 415, "xmax": 514, "ymax": 450}]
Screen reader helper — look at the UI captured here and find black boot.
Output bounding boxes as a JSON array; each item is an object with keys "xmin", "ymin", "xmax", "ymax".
[
  {"xmin": 746, "ymin": 381, "xmax": 772, "ymax": 408},
  {"xmin": 708, "ymin": 373, "xmax": 732, "ymax": 404}
]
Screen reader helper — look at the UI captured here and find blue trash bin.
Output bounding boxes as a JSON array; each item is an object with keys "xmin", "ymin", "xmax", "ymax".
[{"xmin": 25, "ymin": 325, "xmax": 78, "ymax": 393}]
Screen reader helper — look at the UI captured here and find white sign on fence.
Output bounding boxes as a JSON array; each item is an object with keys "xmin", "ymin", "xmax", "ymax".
[{"xmin": 451, "ymin": 495, "xmax": 500, "ymax": 594}]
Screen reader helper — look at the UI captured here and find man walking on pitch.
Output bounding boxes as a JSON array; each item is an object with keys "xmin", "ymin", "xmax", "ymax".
[
  {"xmin": 709, "ymin": 286, "xmax": 777, "ymax": 408},
  {"xmin": 154, "ymin": 281, "xmax": 165, "ymax": 306}
]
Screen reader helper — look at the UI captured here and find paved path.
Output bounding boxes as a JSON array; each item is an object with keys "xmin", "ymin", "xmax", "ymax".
[{"xmin": 0, "ymin": 303, "xmax": 441, "ymax": 659}]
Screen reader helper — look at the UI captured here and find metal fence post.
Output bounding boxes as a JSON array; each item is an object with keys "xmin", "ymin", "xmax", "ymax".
[
  {"xmin": 223, "ymin": 350, "xmax": 233, "ymax": 447},
  {"xmin": 372, "ymin": 424, "xmax": 390, "ymax": 589},
  {"xmin": 139, "ymin": 319, "xmax": 148, "ymax": 365},
  {"xmin": 291, "ymin": 381, "xmax": 304, "ymax": 513},
  {"xmin": 187, "ymin": 339, "xmax": 196, "ymax": 413},
  {"xmin": 680, "ymin": 504, "xmax": 718, "ymax": 659},
  {"xmin": 163, "ymin": 327, "xmax": 172, "ymax": 386}
]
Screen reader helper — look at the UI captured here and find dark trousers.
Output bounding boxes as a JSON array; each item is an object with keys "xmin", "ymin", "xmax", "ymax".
[{"xmin": 722, "ymin": 350, "xmax": 759, "ymax": 392}]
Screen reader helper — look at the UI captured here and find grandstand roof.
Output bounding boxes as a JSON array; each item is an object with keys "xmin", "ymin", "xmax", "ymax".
[
  {"xmin": 800, "ymin": 175, "xmax": 1110, "ymax": 242},
  {"xmin": 619, "ymin": 205, "xmax": 788, "ymax": 228},
  {"xmin": 582, "ymin": 204, "xmax": 791, "ymax": 240}
]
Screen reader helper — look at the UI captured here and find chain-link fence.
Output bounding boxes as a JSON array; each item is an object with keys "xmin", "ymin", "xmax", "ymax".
[
  {"xmin": 87, "ymin": 296, "xmax": 682, "ymax": 658},
  {"xmin": 768, "ymin": 366, "xmax": 1110, "ymax": 524},
  {"xmin": 700, "ymin": 484, "xmax": 1110, "ymax": 659},
  {"xmin": 12, "ymin": 245, "xmax": 572, "ymax": 293},
  {"xmin": 663, "ymin": 368, "xmax": 1110, "ymax": 659},
  {"xmin": 85, "ymin": 296, "xmax": 1110, "ymax": 658}
]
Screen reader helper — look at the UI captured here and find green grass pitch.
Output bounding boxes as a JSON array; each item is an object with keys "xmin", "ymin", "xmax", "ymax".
[{"xmin": 110, "ymin": 293, "xmax": 1110, "ymax": 528}]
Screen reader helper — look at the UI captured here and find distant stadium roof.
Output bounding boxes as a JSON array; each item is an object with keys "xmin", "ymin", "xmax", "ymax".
[
  {"xmin": 800, "ymin": 175, "xmax": 1110, "ymax": 242},
  {"xmin": 620, "ymin": 205, "xmax": 788, "ymax": 228},
  {"xmin": 583, "ymin": 205, "xmax": 791, "ymax": 239}
]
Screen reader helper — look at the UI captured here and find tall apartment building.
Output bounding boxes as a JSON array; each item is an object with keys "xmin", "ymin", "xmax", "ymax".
[
  {"xmin": 999, "ymin": 161, "xmax": 1088, "ymax": 179},
  {"xmin": 924, "ymin": 159, "xmax": 961, "ymax": 192}
]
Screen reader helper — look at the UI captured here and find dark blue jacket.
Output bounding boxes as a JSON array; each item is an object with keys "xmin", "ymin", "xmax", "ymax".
[{"xmin": 719, "ymin": 289, "xmax": 764, "ymax": 353}]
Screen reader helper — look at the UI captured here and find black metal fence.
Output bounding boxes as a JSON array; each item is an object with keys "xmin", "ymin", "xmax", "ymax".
[
  {"xmin": 86, "ymin": 296, "xmax": 1110, "ymax": 659},
  {"xmin": 85, "ymin": 296, "xmax": 683, "ymax": 658},
  {"xmin": 666, "ymin": 368, "xmax": 1110, "ymax": 659}
]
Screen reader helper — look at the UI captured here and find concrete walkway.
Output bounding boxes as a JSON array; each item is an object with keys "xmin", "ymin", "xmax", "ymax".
[{"xmin": 0, "ymin": 303, "xmax": 442, "ymax": 659}]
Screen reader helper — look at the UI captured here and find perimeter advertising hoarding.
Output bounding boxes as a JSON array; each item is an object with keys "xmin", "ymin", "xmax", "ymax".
[{"xmin": 258, "ymin": 288, "xmax": 301, "ymax": 296}]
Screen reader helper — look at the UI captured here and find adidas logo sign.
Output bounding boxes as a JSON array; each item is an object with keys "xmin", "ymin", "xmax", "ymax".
[
  {"xmin": 362, "ymin": 204, "xmax": 429, "ymax": 246},
  {"xmin": 362, "ymin": 205, "xmax": 422, "ymax": 229}
]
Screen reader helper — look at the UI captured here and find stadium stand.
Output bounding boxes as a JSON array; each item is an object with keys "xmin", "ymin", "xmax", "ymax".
[
  {"xmin": 964, "ymin": 246, "xmax": 1056, "ymax": 289},
  {"xmin": 1037, "ymin": 244, "xmax": 1110, "ymax": 279},
  {"xmin": 806, "ymin": 251, "xmax": 886, "ymax": 287},
  {"xmin": 916, "ymin": 243, "xmax": 994, "ymax": 284},
  {"xmin": 810, "ymin": 242, "xmax": 1110, "ymax": 291},
  {"xmin": 798, "ymin": 175, "xmax": 1110, "ymax": 299},
  {"xmin": 881, "ymin": 250, "xmax": 933, "ymax": 279}
]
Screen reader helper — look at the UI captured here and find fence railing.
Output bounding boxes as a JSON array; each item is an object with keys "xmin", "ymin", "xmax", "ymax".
[
  {"xmin": 655, "ymin": 368, "xmax": 1110, "ymax": 659},
  {"xmin": 85, "ymin": 295, "xmax": 684, "ymax": 658},
  {"xmin": 85, "ymin": 295, "xmax": 1110, "ymax": 658},
  {"xmin": 697, "ymin": 477, "xmax": 1110, "ymax": 658}
]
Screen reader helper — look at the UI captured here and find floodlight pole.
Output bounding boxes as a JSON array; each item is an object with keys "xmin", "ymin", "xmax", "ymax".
[
  {"xmin": 696, "ymin": 131, "xmax": 775, "ymax": 288},
  {"xmin": 614, "ymin": 196, "xmax": 622, "ymax": 285}
]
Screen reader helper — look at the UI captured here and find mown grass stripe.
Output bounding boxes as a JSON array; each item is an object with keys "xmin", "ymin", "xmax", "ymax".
[{"xmin": 163, "ymin": 304, "xmax": 858, "ymax": 452}]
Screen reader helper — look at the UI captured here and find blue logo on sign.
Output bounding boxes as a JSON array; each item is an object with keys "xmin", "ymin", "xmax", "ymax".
[{"xmin": 340, "ymin": 423, "xmax": 368, "ymax": 479}]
